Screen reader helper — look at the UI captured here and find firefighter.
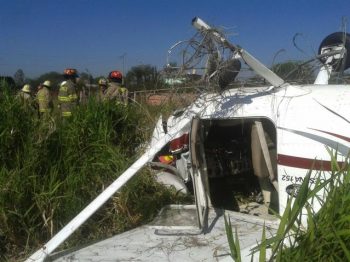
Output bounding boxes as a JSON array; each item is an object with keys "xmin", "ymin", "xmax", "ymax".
[
  {"xmin": 58, "ymin": 68, "xmax": 79, "ymax": 117},
  {"xmin": 103, "ymin": 70, "xmax": 122, "ymax": 102},
  {"xmin": 97, "ymin": 78, "xmax": 108, "ymax": 102},
  {"xmin": 119, "ymin": 85, "xmax": 129, "ymax": 106},
  {"xmin": 17, "ymin": 84, "xmax": 32, "ymax": 101},
  {"xmin": 36, "ymin": 80, "xmax": 53, "ymax": 115},
  {"xmin": 17, "ymin": 84, "xmax": 37, "ymax": 110}
]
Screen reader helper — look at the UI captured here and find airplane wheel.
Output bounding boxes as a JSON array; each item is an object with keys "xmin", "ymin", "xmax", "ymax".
[{"xmin": 318, "ymin": 32, "xmax": 350, "ymax": 71}]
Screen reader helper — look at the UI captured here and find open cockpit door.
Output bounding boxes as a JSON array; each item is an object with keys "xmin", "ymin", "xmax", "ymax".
[{"xmin": 190, "ymin": 117, "xmax": 209, "ymax": 230}]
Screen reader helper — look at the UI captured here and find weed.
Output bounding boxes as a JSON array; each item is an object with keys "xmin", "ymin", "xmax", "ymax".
[
  {"xmin": 225, "ymin": 151, "xmax": 350, "ymax": 261},
  {"xmin": 0, "ymin": 83, "xmax": 188, "ymax": 260}
]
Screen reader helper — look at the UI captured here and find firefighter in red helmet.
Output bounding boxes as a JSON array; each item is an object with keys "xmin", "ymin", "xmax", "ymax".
[
  {"xmin": 103, "ymin": 70, "xmax": 123, "ymax": 102},
  {"xmin": 58, "ymin": 68, "xmax": 79, "ymax": 117}
]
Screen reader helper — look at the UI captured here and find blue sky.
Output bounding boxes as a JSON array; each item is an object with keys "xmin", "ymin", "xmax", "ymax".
[{"xmin": 0, "ymin": 0, "xmax": 349, "ymax": 78}]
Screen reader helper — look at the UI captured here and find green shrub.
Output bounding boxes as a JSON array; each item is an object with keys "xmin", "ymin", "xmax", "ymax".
[{"xmin": 0, "ymin": 87, "xmax": 188, "ymax": 260}]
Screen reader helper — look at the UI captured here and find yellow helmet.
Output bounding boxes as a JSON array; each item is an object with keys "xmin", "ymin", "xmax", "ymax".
[
  {"xmin": 21, "ymin": 84, "xmax": 31, "ymax": 93},
  {"xmin": 43, "ymin": 80, "xmax": 51, "ymax": 88}
]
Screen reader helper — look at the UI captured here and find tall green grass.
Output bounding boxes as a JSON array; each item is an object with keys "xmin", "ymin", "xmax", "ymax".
[
  {"xmin": 277, "ymin": 158, "xmax": 350, "ymax": 261},
  {"xmin": 0, "ymin": 86, "xmax": 190, "ymax": 260},
  {"xmin": 225, "ymin": 151, "xmax": 350, "ymax": 261}
]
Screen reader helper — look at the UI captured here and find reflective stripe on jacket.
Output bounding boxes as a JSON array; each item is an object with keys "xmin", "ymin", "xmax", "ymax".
[{"xmin": 58, "ymin": 80, "xmax": 78, "ymax": 117}]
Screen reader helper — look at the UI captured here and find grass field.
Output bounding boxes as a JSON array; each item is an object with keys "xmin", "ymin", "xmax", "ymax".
[{"xmin": 0, "ymin": 85, "xmax": 191, "ymax": 260}]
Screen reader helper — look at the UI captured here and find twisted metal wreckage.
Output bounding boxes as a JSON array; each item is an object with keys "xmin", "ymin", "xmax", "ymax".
[{"xmin": 27, "ymin": 17, "xmax": 350, "ymax": 261}]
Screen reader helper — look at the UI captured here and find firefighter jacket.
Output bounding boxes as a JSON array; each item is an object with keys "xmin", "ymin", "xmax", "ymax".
[
  {"xmin": 97, "ymin": 88, "xmax": 106, "ymax": 102},
  {"xmin": 119, "ymin": 87, "xmax": 129, "ymax": 105},
  {"xmin": 58, "ymin": 80, "xmax": 78, "ymax": 117},
  {"xmin": 17, "ymin": 91, "xmax": 32, "ymax": 101},
  {"xmin": 36, "ymin": 86, "xmax": 52, "ymax": 113},
  {"xmin": 103, "ymin": 82, "xmax": 120, "ymax": 101},
  {"xmin": 16, "ymin": 91, "xmax": 34, "ymax": 108}
]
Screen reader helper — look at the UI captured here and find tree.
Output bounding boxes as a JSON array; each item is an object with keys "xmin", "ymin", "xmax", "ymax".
[
  {"xmin": 271, "ymin": 60, "xmax": 315, "ymax": 84},
  {"xmin": 13, "ymin": 69, "xmax": 25, "ymax": 87},
  {"xmin": 125, "ymin": 64, "xmax": 160, "ymax": 91},
  {"xmin": 79, "ymin": 72, "xmax": 94, "ymax": 85},
  {"xmin": 28, "ymin": 71, "xmax": 64, "ymax": 92},
  {"xmin": 0, "ymin": 77, "xmax": 16, "ymax": 94}
]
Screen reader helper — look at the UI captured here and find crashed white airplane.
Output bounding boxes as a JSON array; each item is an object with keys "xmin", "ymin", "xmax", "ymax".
[{"xmin": 26, "ymin": 17, "xmax": 350, "ymax": 261}]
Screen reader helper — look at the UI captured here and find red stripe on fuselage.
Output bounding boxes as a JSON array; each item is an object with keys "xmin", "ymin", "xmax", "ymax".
[
  {"xmin": 309, "ymin": 128, "xmax": 350, "ymax": 143},
  {"xmin": 277, "ymin": 154, "xmax": 346, "ymax": 171}
]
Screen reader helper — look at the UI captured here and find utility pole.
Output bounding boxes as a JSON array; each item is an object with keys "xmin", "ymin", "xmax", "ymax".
[{"xmin": 119, "ymin": 53, "xmax": 127, "ymax": 75}]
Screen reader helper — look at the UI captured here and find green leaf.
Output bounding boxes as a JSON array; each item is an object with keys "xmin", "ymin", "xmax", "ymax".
[
  {"xmin": 259, "ymin": 222, "xmax": 266, "ymax": 262},
  {"xmin": 331, "ymin": 224, "xmax": 350, "ymax": 261},
  {"xmin": 224, "ymin": 214, "xmax": 241, "ymax": 262}
]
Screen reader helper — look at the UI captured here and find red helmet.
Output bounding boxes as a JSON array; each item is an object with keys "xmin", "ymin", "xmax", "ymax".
[
  {"xmin": 108, "ymin": 70, "xmax": 123, "ymax": 80},
  {"xmin": 64, "ymin": 68, "xmax": 78, "ymax": 77}
]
